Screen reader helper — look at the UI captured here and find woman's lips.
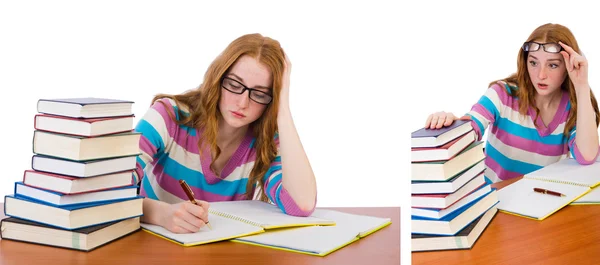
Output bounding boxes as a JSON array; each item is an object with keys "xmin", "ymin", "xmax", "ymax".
[{"xmin": 231, "ymin": 111, "xmax": 246, "ymax": 118}]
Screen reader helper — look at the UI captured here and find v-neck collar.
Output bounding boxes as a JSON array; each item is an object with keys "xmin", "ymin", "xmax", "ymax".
[
  {"xmin": 528, "ymin": 90, "xmax": 569, "ymax": 137},
  {"xmin": 200, "ymin": 129, "xmax": 254, "ymax": 184}
]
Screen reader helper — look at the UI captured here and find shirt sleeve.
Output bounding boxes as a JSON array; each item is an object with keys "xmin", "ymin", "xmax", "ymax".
[
  {"xmin": 261, "ymin": 136, "xmax": 316, "ymax": 217},
  {"xmin": 133, "ymin": 98, "xmax": 175, "ymax": 191},
  {"xmin": 466, "ymin": 83, "xmax": 508, "ymax": 141},
  {"xmin": 567, "ymin": 126, "xmax": 600, "ymax": 165}
]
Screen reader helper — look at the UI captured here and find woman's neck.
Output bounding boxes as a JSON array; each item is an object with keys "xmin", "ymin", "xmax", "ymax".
[
  {"xmin": 217, "ymin": 117, "xmax": 249, "ymax": 150},
  {"xmin": 535, "ymin": 89, "xmax": 563, "ymax": 110}
]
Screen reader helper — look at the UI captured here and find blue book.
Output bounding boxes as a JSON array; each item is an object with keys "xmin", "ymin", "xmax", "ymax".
[
  {"xmin": 411, "ymin": 119, "xmax": 472, "ymax": 148},
  {"xmin": 37, "ymin": 97, "xmax": 134, "ymax": 118},
  {"xmin": 14, "ymin": 181, "xmax": 139, "ymax": 207},
  {"xmin": 3, "ymin": 194, "xmax": 143, "ymax": 230},
  {"xmin": 411, "ymin": 190, "xmax": 499, "ymax": 236}
]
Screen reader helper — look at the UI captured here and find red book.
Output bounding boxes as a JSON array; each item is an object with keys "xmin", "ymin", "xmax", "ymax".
[{"xmin": 22, "ymin": 170, "xmax": 134, "ymax": 195}]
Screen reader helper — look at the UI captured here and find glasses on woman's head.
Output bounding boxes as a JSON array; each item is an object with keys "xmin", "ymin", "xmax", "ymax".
[
  {"xmin": 522, "ymin": 42, "xmax": 563, "ymax": 53},
  {"xmin": 221, "ymin": 77, "xmax": 273, "ymax": 105}
]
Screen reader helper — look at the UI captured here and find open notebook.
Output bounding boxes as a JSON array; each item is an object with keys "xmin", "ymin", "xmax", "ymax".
[
  {"xmin": 232, "ymin": 209, "xmax": 392, "ymax": 256},
  {"xmin": 497, "ymin": 158, "xmax": 600, "ymax": 220},
  {"xmin": 141, "ymin": 200, "xmax": 335, "ymax": 246}
]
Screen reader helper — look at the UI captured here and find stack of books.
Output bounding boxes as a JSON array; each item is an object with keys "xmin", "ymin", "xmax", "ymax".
[
  {"xmin": 410, "ymin": 120, "xmax": 499, "ymax": 252},
  {"xmin": 1, "ymin": 98, "xmax": 144, "ymax": 251}
]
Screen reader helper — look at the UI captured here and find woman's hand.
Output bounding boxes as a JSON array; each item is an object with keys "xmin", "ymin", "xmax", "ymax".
[
  {"xmin": 160, "ymin": 200, "xmax": 210, "ymax": 234},
  {"xmin": 559, "ymin": 41, "xmax": 590, "ymax": 91},
  {"xmin": 425, "ymin": 111, "xmax": 459, "ymax": 129}
]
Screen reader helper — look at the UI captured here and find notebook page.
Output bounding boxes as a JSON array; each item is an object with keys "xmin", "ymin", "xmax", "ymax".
[
  {"xmin": 311, "ymin": 209, "xmax": 392, "ymax": 237},
  {"xmin": 140, "ymin": 214, "xmax": 263, "ymax": 245},
  {"xmin": 497, "ymin": 178, "xmax": 589, "ymax": 219},
  {"xmin": 525, "ymin": 159, "xmax": 600, "ymax": 187},
  {"xmin": 209, "ymin": 200, "xmax": 334, "ymax": 229},
  {"xmin": 572, "ymin": 186, "xmax": 600, "ymax": 204},
  {"xmin": 235, "ymin": 209, "xmax": 391, "ymax": 255}
]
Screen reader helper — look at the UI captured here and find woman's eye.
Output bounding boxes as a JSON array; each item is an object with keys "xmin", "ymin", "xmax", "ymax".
[{"xmin": 529, "ymin": 60, "xmax": 537, "ymax": 66}]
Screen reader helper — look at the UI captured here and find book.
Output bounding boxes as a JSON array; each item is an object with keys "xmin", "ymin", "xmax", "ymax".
[
  {"xmin": 3, "ymin": 195, "xmax": 144, "ymax": 230},
  {"xmin": 411, "ymin": 159, "xmax": 485, "ymax": 194},
  {"xmin": 411, "ymin": 142, "xmax": 485, "ymax": 181},
  {"xmin": 23, "ymin": 170, "xmax": 134, "ymax": 194},
  {"xmin": 411, "ymin": 130, "xmax": 475, "ymax": 162},
  {"xmin": 497, "ymin": 158, "xmax": 600, "ymax": 220},
  {"xmin": 411, "ymin": 190, "xmax": 498, "ymax": 235},
  {"xmin": 232, "ymin": 209, "xmax": 392, "ymax": 256},
  {"xmin": 37, "ymin": 98, "xmax": 134, "ymax": 118},
  {"xmin": 15, "ymin": 182, "xmax": 138, "ymax": 206},
  {"xmin": 411, "ymin": 119, "xmax": 472, "ymax": 148},
  {"xmin": 34, "ymin": 114, "xmax": 135, "ymax": 137},
  {"xmin": 411, "ymin": 173, "xmax": 488, "ymax": 209},
  {"xmin": 412, "ymin": 184, "xmax": 492, "ymax": 219},
  {"xmin": 0, "ymin": 217, "xmax": 141, "ymax": 251},
  {"xmin": 32, "ymin": 130, "xmax": 141, "ymax": 161},
  {"xmin": 571, "ymin": 186, "xmax": 600, "ymax": 205},
  {"xmin": 141, "ymin": 200, "xmax": 335, "ymax": 247},
  {"xmin": 412, "ymin": 206, "xmax": 497, "ymax": 252},
  {"xmin": 31, "ymin": 154, "xmax": 137, "ymax": 178}
]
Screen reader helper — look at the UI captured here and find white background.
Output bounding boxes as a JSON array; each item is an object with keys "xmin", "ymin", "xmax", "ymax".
[{"xmin": 1, "ymin": 1, "xmax": 598, "ymax": 263}]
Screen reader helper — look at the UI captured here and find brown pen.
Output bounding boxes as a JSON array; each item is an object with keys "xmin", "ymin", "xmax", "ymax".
[
  {"xmin": 179, "ymin": 179, "xmax": 212, "ymax": 229},
  {"xmin": 533, "ymin": 187, "xmax": 566, "ymax": 197}
]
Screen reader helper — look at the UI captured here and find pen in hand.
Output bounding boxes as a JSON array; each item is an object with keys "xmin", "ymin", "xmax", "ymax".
[
  {"xmin": 179, "ymin": 179, "xmax": 212, "ymax": 230},
  {"xmin": 533, "ymin": 187, "xmax": 566, "ymax": 197}
]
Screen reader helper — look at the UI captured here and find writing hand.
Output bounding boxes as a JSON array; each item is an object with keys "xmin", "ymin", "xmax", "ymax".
[{"xmin": 161, "ymin": 200, "xmax": 210, "ymax": 233}]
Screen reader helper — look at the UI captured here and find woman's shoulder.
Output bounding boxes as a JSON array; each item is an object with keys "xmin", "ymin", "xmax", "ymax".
[{"xmin": 489, "ymin": 80, "xmax": 518, "ymax": 95}]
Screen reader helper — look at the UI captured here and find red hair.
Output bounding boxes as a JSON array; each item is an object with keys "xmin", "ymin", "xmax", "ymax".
[{"xmin": 152, "ymin": 33, "xmax": 285, "ymax": 201}]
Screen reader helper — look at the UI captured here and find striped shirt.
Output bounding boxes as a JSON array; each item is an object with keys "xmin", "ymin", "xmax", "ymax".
[
  {"xmin": 467, "ymin": 82, "xmax": 598, "ymax": 183},
  {"xmin": 133, "ymin": 98, "xmax": 315, "ymax": 216}
]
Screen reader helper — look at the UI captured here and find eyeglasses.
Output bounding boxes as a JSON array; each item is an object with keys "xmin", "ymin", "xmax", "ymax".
[
  {"xmin": 522, "ymin": 42, "xmax": 563, "ymax": 53},
  {"xmin": 221, "ymin": 77, "xmax": 273, "ymax": 105}
]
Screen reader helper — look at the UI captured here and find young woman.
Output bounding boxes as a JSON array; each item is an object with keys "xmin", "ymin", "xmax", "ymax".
[
  {"xmin": 424, "ymin": 23, "xmax": 600, "ymax": 183},
  {"xmin": 134, "ymin": 33, "xmax": 317, "ymax": 233}
]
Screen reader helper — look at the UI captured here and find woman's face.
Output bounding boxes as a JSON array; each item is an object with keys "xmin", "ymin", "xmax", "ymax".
[
  {"xmin": 526, "ymin": 42, "xmax": 568, "ymax": 97},
  {"xmin": 219, "ymin": 55, "xmax": 272, "ymax": 129}
]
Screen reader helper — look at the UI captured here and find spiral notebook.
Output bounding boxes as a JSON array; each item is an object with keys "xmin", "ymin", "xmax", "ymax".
[
  {"xmin": 141, "ymin": 200, "xmax": 335, "ymax": 246},
  {"xmin": 232, "ymin": 209, "xmax": 392, "ymax": 256},
  {"xmin": 497, "ymin": 158, "xmax": 600, "ymax": 220}
]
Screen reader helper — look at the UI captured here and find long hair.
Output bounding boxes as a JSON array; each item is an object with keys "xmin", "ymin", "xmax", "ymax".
[
  {"xmin": 152, "ymin": 33, "xmax": 285, "ymax": 202},
  {"xmin": 490, "ymin": 23, "xmax": 600, "ymax": 136}
]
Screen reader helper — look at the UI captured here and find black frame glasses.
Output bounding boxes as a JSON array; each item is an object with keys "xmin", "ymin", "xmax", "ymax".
[
  {"xmin": 221, "ymin": 77, "xmax": 273, "ymax": 105},
  {"xmin": 522, "ymin": 41, "xmax": 564, "ymax": 53}
]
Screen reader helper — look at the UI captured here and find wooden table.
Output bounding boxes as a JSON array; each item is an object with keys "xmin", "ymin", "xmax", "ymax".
[
  {"xmin": 412, "ymin": 177, "xmax": 600, "ymax": 265},
  {"xmin": 0, "ymin": 205, "xmax": 399, "ymax": 265}
]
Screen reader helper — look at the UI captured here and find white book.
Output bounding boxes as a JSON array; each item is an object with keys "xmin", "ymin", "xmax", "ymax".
[
  {"xmin": 497, "ymin": 158, "xmax": 600, "ymax": 220},
  {"xmin": 411, "ymin": 160, "xmax": 485, "ymax": 194},
  {"xmin": 32, "ymin": 155, "xmax": 137, "ymax": 178},
  {"xmin": 233, "ymin": 209, "xmax": 392, "ymax": 256}
]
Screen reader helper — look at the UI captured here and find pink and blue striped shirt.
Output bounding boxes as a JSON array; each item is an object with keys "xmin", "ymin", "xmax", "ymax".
[
  {"xmin": 133, "ymin": 98, "xmax": 315, "ymax": 216},
  {"xmin": 467, "ymin": 82, "xmax": 599, "ymax": 183}
]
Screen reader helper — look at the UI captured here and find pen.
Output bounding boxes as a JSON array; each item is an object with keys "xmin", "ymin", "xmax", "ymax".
[
  {"xmin": 533, "ymin": 187, "xmax": 566, "ymax": 197},
  {"xmin": 179, "ymin": 179, "xmax": 212, "ymax": 230}
]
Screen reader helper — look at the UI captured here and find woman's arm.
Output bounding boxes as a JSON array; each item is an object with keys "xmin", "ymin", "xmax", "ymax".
[
  {"xmin": 275, "ymin": 55, "xmax": 317, "ymax": 212},
  {"xmin": 560, "ymin": 42, "xmax": 599, "ymax": 163}
]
